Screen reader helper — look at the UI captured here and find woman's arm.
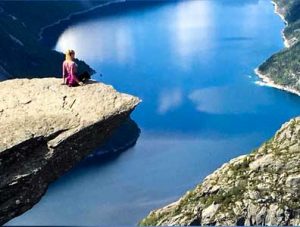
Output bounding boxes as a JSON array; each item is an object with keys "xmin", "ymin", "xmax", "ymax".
[{"xmin": 62, "ymin": 62, "xmax": 66, "ymax": 84}]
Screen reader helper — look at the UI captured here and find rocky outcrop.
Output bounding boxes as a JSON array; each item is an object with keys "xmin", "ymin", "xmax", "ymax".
[
  {"xmin": 0, "ymin": 78, "xmax": 140, "ymax": 225},
  {"xmin": 140, "ymin": 117, "xmax": 300, "ymax": 226}
]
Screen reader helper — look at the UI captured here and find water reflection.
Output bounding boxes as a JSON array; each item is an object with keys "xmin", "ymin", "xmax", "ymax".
[
  {"xmin": 157, "ymin": 88, "xmax": 183, "ymax": 114},
  {"xmin": 169, "ymin": 0, "xmax": 215, "ymax": 67},
  {"xmin": 188, "ymin": 85, "xmax": 272, "ymax": 114},
  {"xmin": 56, "ymin": 17, "xmax": 135, "ymax": 64},
  {"xmin": 55, "ymin": 0, "xmax": 217, "ymax": 69},
  {"xmin": 54, "ymin": 0, "xmax": 298, "ymax": 138}
]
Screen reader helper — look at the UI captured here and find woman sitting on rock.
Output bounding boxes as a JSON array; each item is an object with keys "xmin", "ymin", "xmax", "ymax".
[{"xmin": 62, "ymin": 49, "xmax": 85, "ymax": 87}]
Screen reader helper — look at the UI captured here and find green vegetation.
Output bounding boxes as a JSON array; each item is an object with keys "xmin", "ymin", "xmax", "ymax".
[
  {"xmin": 0, "ymin": 1, "xmax": 102, "ymax": 78},
  {"xmin": 139, "ymin": 212, "xmax": 164, "ymax": 226},
  {"xmin": 258, "ymin": 0, "xmax": 300, "ymax": 92},
  {"xmin": 258, "ymin": 42, "xmax": 300, "ymax": 89}
]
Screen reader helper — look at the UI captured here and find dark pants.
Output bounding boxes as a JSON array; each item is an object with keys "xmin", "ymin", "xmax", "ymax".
[{"xmin": 77, "ymin": 71, "xmax": 91, "ymax": 82}]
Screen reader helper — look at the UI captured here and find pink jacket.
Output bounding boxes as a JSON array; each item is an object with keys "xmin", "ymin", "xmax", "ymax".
[{"xmin": 63, "ymin": 60, "xmax": 78, "ymax": 86}]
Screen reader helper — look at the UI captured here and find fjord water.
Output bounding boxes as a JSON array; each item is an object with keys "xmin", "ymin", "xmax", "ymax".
[{"xmin": 8, "ymin": 0, "xmax": 300, "ymax": 225}]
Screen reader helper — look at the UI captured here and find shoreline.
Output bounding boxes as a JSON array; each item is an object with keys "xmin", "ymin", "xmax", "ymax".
[
  {"xmin": 254, "ymin": 68, "xmax": 300, "ymax": 96},
  {"xmin": 254, "ymin": 1, "xmax": 300, "ymax": 96},
  {"xmin": 271, "ymin": 0, "xmax": 288, "ymax": 24},
  {"xmin": 271, "ymin": 0, "xmax": 291, "ymax": 47}
]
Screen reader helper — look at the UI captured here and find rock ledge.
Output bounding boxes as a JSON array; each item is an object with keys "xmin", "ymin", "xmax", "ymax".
[{"xmin": 0, "ymin": 78, "xmax": 140, "ymax": 225}]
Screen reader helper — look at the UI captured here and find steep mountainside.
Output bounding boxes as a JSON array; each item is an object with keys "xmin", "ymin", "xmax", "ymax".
[
  {"xmin": 140, "ymin": 117, "xmax": 300, "ymax": 226},
  {"xmin": 0, "ymin": 1, "xmax": 106, "ymax": 79}
]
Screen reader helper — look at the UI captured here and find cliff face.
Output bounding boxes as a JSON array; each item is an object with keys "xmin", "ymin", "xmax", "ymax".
[
  {"xmin": 0, "ymin": 78, "xmax": 140, "ymax": 225},
  {"xmin": 140, "ymin": 118, "xmax": 300, "ymax": 226}
]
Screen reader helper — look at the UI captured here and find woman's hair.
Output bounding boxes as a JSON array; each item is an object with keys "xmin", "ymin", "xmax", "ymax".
[{"xmin": 65, "ymin": 49, "xmax": 75, "ymax": 61}]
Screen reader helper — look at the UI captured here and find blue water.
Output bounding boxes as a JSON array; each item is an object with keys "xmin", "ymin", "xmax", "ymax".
[{"xmin": 8, "ymin": 0, "xmax": 300, "ymax": 225}]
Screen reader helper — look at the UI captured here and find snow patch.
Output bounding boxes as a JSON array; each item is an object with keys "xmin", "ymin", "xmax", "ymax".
[
  {"xmin": 9, "ymin": 34, "xmax": 24, "ymax": 46},
  {"xmin": 8, "ymin": 14, "xmax": 17, "ymax": 20}
]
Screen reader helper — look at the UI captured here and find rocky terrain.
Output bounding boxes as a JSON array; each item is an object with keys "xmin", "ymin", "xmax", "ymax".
[
  {"xmin": 140, "ymin": 117, "xmax": 300, "ymax": 226},
  {"xmin": 0, "ymin": 78, "xmax": 140, "ymax": 225}
]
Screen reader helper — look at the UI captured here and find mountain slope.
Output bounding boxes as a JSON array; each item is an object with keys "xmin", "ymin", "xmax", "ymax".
[
  {"xmin": 256, "ymin": 0, "xmax": 300, "ymax": 94},
  {"xmin": 140, "ymin": 117, "xmax": 300, "ymax": 226},
  {"xmin": 0, "ymin": 1, "xmax": 104, "ymax": 79}
]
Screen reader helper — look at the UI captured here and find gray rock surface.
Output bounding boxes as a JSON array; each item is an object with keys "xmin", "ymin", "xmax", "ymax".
[
  {"xmin": 140, "ymin": 118, "xmax": 300, "ymax": 226},
  {"xmin": 0, "ymin": 78, "xmax": 140, "ymax": 225}
]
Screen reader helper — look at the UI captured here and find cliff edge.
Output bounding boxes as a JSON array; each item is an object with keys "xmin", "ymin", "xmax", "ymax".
[
  {"xmin": 0, "ymin": 78, "xmax": 140, "ymax": 225},
  {"xmin": 140, "ymin": 118, "xmax": 300, "ymax": 226}
]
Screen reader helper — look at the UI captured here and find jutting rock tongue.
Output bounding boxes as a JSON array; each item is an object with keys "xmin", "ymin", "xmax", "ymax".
[{"xmin": 0, "ymin": 78, "xmax": 141, "ymax": 225}]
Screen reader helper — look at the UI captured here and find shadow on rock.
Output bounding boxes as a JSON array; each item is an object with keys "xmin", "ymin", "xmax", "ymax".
[{"xmin": 82, "ymin": 117, "xmax": 141, "ymax": 165}]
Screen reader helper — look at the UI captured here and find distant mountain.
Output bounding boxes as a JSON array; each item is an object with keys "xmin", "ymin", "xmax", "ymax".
[
  {"xmin": 257, "ymin": 0, "xmax": 300, "ymax": 94},
  {"xmin": 0, "ymin": 1, "xmax": 106, "ymax": 79}
]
